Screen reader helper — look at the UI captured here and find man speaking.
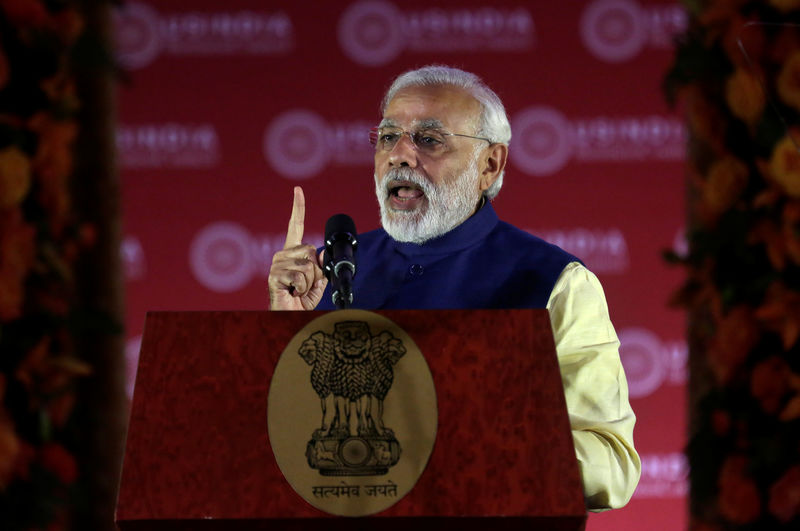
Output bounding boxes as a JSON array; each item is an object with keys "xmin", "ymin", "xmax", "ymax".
[{"xmin": 268, "ymin": 65, "xmax": 641, "ymax": 511}]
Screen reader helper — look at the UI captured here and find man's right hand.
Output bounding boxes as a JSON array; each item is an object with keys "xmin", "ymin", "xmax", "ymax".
[{"xmin": 268, "ymin": 187, "xmax": 327, "ymax": 310}]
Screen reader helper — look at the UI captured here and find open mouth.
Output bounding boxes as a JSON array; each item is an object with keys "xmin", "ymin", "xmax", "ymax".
[{"xmin": 388, "ymin": 180, "xmax": 424, "ymax": 201}]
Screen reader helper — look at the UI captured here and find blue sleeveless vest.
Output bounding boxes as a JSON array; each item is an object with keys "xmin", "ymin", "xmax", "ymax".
[{"xmin": 317, "ymin": 203, "xmax": 579, "ymax": 311}]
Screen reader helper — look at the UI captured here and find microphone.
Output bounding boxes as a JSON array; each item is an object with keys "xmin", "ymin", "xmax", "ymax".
[{"xmin": 324, "ymin": 214, "xmax": 358, "ymax": 309}]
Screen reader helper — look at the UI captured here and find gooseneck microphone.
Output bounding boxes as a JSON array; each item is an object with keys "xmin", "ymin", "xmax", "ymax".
[{"xmin": 324, "ymin": 214, "xmax": 358, "ymax": 309}]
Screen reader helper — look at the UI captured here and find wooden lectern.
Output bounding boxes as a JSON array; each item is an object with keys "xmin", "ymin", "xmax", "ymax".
[{"xmin": 116, "ymin": 310, "xmax": 587, "ymax": 530}]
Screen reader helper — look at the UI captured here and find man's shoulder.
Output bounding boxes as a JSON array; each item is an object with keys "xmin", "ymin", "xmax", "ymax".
[{"xmin": 491, "ymin": 219, "xmax": 580, "ymax": 263}]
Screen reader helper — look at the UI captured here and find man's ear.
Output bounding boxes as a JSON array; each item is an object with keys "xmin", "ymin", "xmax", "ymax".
[{"xmin": 478, "ymin": 143, "xmax": 508, "ymax": 192}]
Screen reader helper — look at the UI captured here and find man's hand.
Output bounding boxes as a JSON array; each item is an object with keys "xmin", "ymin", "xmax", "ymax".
[{"xmin": 268, "ymin": 187, "xmax": 327, "ymax": 310}]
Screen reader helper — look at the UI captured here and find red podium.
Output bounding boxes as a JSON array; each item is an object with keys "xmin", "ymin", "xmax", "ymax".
[{"xmin": 116, "ymin": 310, "xmax": 587, "ymax": 530}]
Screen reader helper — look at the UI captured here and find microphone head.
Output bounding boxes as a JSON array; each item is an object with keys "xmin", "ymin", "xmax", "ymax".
[
  {"xmin": 324, "ymin": 214, "xmax": 357, "ymax": 309},
  {"xmin": 325, "ymin": 214, "xmax": 357, "ymax": 242}
]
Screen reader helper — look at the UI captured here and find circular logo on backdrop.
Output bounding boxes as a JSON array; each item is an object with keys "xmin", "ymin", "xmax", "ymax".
[
  {"xmin": 189, "ymin": 222, "xmax": 254, "ymax": 293},
  {"xmin": 268, "ymin": 310, "xmax": 437, "ymax": 516},
  {"xmin": 264, "ymin": 110, "xmax": 330, "ymax": 180},
  {"xmin": 580, "ymin": 0, "xmax": 645, "ymax": 63},
  {"xmin": 511, "ymin": 106, "xmax": 573, "ymax": 176},
  {"xmin": 338, "ymin": 1, "xmax": 404, "ymax": 66},
  {"xmin": 618, "ymin": 328, "xmax": 666, "ymax": 399},
  {"xmin": 673, "ymin": 226, "xmax": 688, "ymax": 260},
  {"xmin": 112, "ymin": 2, "xmax": 161, "ymax": 70}
]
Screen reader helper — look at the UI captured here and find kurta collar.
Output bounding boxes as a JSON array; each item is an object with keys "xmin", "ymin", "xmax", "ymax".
[{"xmin": 389, "ymin": 201, "xmax": 499, "ymax": 257}]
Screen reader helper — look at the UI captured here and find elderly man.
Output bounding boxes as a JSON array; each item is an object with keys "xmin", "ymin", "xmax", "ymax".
[{"xmin": 268, "ymin": 65, "xmax": 640, "ymax": 511}]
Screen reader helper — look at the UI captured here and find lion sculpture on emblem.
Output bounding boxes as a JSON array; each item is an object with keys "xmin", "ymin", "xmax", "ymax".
[{"xmin": 298, "ymin": 320, "xmax": 405, "ymax": 476}]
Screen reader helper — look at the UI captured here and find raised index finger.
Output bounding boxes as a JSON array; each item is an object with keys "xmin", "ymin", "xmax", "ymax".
[{"xmin": 284, "ymin": 186, "xmax": 306, "ymax": 249}]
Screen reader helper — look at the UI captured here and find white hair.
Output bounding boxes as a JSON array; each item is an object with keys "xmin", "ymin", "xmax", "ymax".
[{"xmin": 381, "ymin": 65, "xmax": 511, "ymax": 200}]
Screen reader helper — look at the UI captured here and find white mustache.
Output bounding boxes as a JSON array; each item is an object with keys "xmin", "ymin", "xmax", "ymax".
[{"xmin": 381, "ymin": 167, "xmax": 434, "ymax": 196}]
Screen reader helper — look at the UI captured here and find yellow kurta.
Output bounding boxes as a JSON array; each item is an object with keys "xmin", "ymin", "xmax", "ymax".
[{"xmin": 547, "ymin": 261, "xmax": 641, "ymax": 511}]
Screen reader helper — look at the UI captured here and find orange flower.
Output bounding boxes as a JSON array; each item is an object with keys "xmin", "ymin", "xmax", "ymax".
[
  {"xmin": 718, "ymin": 455, "xmax": 762, "ymax": 524},
  {"xmin": 750, "ymin": 218, "xmax": 787, "ymax": 270},
  {"xmin": 769, "ymin": 0, "xmax": 800, "ymax": 13},
  {"xmin": 708, "ymin": 305, "xmax": 760, "ymax": 384},
  {"xmin": 778, "ymin": 50, "xmax": 800, "ymax": 112},
  {"xmin": 755, "ymin": 282, "xmax": 800, "ymax": 349},
  {"xmin": 28, "ymin": 113, "xmax": 77, "ymax": 236},
  {"xmin": 725, "ymin": 68, "xmax": 765, "ymax": 125},
  {"xmin": 768, "ymin": 465, "xmax": 800, "ymax": 522},
  {"xmin": 781, "ymin": 395, "xmax": 800, "ymax": 420},
  {"xmin": 703, "ymin": 155, "xmax": 749, "ymax": 214},
  {"xmin": 750, "ymin": 356, "xmax": 791, "ymax": 414},
  {"xmin": 0, "ymin": 145, "xmax": 32, "ymax": 208},
  {"xmin": 685, "ymin": 86, "xmax": 727, "ymax": 153},
  {"xmin": 768, "ymin": 133, "xmax": 800, "ymax": 198}
]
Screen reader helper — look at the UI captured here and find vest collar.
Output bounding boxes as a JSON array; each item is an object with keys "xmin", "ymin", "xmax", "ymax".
[{"xmin": 388, "ymin": 201, "xmax": 499, "ymax": 257}]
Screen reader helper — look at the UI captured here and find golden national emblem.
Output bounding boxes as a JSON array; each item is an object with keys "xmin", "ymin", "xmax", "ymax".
[{"xmin": 267, "ymin": 310, "xmax": 438, "ymax": 516}]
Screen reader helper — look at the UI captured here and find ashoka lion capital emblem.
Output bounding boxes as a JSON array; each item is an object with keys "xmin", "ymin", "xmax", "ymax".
[{"xmin": 299, "ymin": 320, "xmax": 405, "ymax": 476}]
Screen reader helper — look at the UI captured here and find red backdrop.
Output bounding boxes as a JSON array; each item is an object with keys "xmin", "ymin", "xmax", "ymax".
[{"xmin": 115, "ymin": 1, "xmax": 688, "ymax": 529}]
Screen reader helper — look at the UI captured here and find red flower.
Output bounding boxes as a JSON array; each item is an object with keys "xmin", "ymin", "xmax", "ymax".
[
  {"xmin": 768, "ymin": 465, "xmax": 800, "ymax": 522},
  {"xmin": 0, "ymin": 409, "xmax": 21, "ymax": 490},
  {"xmin": 39, "ymin": 442, "xmax": 78, "ymax": 485},
  {"xmin": 750, "ymin": 356, "xmax": 791, "ymax": 415},
  {"xmin": 0, "ymin": 44, "xmax": 8, "ymax": 91},
  {"xmin": 755, "ymin": 282, "xmax": 800, "ymax": 350},
  {"xmin": 718, "ymin": 455, "xmax": 762, "ymax": 524},
  {"xmin": 53, "ymin": 8, "xmax": 84, "ymax": 45},
  {"xmin": 685, "ymin": 86, "xmax": 728, "ymax": 154},
  {"xmin": 0, "ymin": 208, "xmax": 36, "ymax": 321},
  {"xmin": 708, "ymin": 306, "xmax": 760, "ymax": 384},
  {"xmin": 0, "ymin": 0, "xmax": 49, "ymax": 27},
  {"xmin": 711, "ymin": 409, "xmax": 732, "ymax": 436},
  {"xmin": 778, "ymin": 51, "xmax": 800, "ymax": 113}
]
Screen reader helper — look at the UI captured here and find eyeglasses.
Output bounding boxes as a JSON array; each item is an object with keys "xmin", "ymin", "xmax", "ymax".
[{"xmin": 369, "ymin": 126, "xmax": 491, "ymax": 155}]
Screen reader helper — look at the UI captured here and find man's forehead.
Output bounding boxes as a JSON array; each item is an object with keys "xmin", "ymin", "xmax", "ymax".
[
  {"xmin": 379, "ymin": 117, "xmax": 444, "ymax": 129},
  {"xmin": 381, "ymin": 84, "xmax": 480, "ymax": 130}
]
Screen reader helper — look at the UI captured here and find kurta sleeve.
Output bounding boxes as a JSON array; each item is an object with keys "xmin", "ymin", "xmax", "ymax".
[{"xmin": 546, "ymin": 261, "xmax": 641, "ymax": 511}]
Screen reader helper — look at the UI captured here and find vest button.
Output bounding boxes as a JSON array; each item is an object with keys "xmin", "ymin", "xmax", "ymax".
[{"xmin": 409, "ymin": 264, "xmax": 424, "ymax": 276}]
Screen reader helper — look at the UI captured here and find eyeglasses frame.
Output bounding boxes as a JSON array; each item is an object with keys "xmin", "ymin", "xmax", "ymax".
[{"xmin": 369, "ymin": 126, "xmax": 492, "ymax": 153}]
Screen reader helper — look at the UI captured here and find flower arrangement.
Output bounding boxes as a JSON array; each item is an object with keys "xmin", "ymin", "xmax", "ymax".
[
  {"xmin": 665, "ymin": 0, "xmax": 800, "ymax": 528},
  {"xmin": 0, "ymin": 1, "xmax": 97, "ymax": 528}
]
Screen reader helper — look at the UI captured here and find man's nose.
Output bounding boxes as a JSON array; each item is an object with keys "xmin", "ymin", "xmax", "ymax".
[{"xmin": 387, "ymin": 133, "xmax": 417, "ymax": 168}]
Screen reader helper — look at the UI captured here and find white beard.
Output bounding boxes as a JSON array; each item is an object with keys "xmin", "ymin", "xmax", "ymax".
[{"xmin": 375, "ymin": 153, "xmax": 481, "ymax": 244}]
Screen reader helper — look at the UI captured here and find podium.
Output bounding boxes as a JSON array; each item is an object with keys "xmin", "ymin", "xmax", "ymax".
[{"xmin": 116, "ymin": 310, "xmax": 587, "ymax": 530}]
